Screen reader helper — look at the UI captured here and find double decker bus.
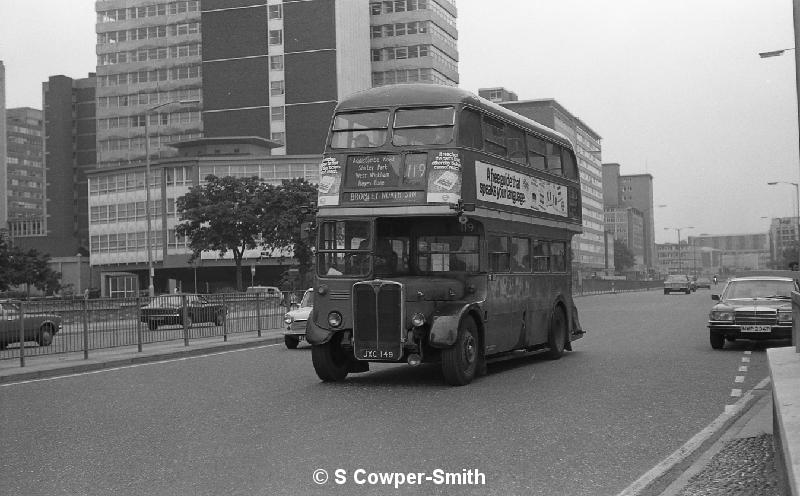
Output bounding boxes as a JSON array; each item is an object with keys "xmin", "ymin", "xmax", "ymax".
[{"xmin": 307, "ymin": 84, "xmax": 585, "ymax": 386}]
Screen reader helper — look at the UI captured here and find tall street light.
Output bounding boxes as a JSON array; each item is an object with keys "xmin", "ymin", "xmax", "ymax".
[
  {"xmin": 664, "ymin": 226, "xmax": 694, "ymax": 273},
  {"xmin": 767, "ymin": 181, "xmax": 800, "ymax": 271},
  {"xmin": 144, "ymin": 99, "xmax": 200, "ymax": 297}
]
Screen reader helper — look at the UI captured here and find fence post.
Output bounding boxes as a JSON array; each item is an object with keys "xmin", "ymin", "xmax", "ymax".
[
  {"xmin": 256, "ymin": 293, "xmax": 263, "ymax": 337},
  {"xmin": 18, "ymin": 301, "xmax": 25, "ymax": 368},
  {"xmin": 223, "ymin": 293, "xmax": 228, "ymax": 342},
  {"xmin": 82, "ymin": 298, "xmax": 90, "ymax": 360},
  {"xmin": 182, "ymin": 293, "xmax": 190, "ymax": 347},
  {"xmin": 136, "ymin": 296, "xmax": 143, "ymax": 353}
]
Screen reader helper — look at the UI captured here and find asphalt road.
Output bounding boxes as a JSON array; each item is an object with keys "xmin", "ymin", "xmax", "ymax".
[{"xmin": 0, "ymin": 288, "xmax": 781, "ymax": 496}]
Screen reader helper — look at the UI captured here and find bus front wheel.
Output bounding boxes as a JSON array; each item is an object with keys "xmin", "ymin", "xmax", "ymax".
[
  {"xmin": 441, "ymin": 316, "xmax": 479, "ymax": 386},
  {"xmin": 543, "ymin": 307, "xmax": 567, "ymax": 360},
  {"xmin": 311, "ymin": 334, "xmax": 350, "ymax": 382}
]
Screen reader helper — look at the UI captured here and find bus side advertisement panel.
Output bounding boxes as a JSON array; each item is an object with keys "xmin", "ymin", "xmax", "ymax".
[
  {"xmin": 475, "ymin": 161, "xmax": 567, "ymax": 217},
  {"xmin": 426, "ymin": 151, "xmax": 462, "ymax": 203}
]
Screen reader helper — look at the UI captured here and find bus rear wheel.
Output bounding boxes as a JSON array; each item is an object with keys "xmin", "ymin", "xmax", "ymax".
[
  {"xmin": 311, "ymin": 333, "xmax": 350, "ymax": 382},
  {"xmin": 441, "ymin": 316, "xmax": 479, "ymax": 386},
  {"xmin": 543, "ymin": 307, "xmax": 567, "ymax": 360}
]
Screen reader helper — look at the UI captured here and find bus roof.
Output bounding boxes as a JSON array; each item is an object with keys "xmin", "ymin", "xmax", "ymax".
[{"xmin": 336, "ymin": 84, "xmax": 574, "ymax": 149}]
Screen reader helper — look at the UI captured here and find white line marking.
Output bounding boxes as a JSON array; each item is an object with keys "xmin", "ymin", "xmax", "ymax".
[
  {"xmin": 731, "ymin": 389, "xmax": 742, "ymax": 397},
  {"xmin": 742, "ymin": 357, "xmax": 750, "ymax": 363},
  {"xmin": 0, "ymin": 343, "xmax": 281, "ymax": 387},
  {"xmin": 739, "ymin": 366, "xmax": 748, "ymax": 372},
  {"xmin": 734, "ymin": 376, "xmax": 744, "ymax": 383},
  {"xmin": 724, "ymin": 404, "xmax": 736, "ymax": 414}
]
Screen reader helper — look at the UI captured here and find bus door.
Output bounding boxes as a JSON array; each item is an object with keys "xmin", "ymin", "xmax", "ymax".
[{"xmin": 483, "ymin": 235, "xmax": 518, "ymax": 354}]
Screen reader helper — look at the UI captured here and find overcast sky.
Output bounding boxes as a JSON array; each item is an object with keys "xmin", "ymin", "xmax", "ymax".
[{"xmin": 0, "ymin": 0, "xmax": 797, "ymax": 243}]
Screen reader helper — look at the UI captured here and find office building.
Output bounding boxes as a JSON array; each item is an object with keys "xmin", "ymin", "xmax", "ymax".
[
  {"xmin": 767, "ymin": 216, "xmax": 799, "ymax": 269},
  {"xmin": 604, "ymin": 205, "xmax": 645, "ymax": 271},
  {"xmin": 686, "ymin": 233, "xmax": 769, "ymax": 273},
  {"xmin": 5, "ymin": 108, "xmax": 45, "ymax": 242},
  {"xmin": 602, "ymin": 163, "xmax": 656, "ymax": 272},
  {"xmin": 480, "ymin": 89, "xmax": 607, "ymax": 277}
]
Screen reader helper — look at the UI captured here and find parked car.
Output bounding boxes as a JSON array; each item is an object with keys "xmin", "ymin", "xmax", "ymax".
[
  {"xmin": 140, "ymin": 294, "xmax": 226, "ymax": 330},
  {"xmin": 0, "ymin": 301, "xmax": 62, "ymax": 350},
  {"xmin": 245, "ymin": 286, "xmax": 282, "ymax": 299},
  {"xmin": 283, "ymin": 288, "xmax": 313, "ymax": 349},
  {"xmin": 707, "ymin": 276, "xmax": 795, "ymax": 349},
  {"xmin": 664, "ymin": 274, "xmax": 692, "ymax": 294},
  {"xmin": 695, "ymin": 277, "xmax": 712, "ymax": 289}
]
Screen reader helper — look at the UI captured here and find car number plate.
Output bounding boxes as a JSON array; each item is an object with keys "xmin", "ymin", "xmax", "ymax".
[{"xmin": 741, "ymin": 325, "xmax": 771, "ymax": 333}]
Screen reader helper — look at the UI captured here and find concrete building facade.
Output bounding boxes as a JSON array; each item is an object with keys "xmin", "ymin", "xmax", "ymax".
[
  {"xmin": 602, "ymin": 163, "xmax": 656, "ymax": 272},
  {"xmin": 5, "ymin": 108, "xmax": 45, "ymax": 242},
  {"xmin": 768, "ymin": 216, "xmax": 799, "ymax": 269}
]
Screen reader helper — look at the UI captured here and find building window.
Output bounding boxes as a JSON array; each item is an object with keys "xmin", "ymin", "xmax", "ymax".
[
  {"xmin": 268, "ymin": 29, "xmax": 283, "ymax": 46},
  {"xmin": 271, "ymin": 106, "xmax": 285, "ymax": 121},
  {"xmin": 270, "ymin": 55, "xmax": 284, "ymax": 71},
  {"xmin": 270, "ymin": 80, "xmax": 285, "ymax": 96},
  {"xmin": 271, "ymin": 132, "xmax": 285, "ymax": 145},
  {"xmin": 268, "ymin": 4, "xmax": 282, "ymax": 19}
]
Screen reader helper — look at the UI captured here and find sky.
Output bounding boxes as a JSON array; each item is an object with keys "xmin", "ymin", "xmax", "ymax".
[{"xmin": 0, "ymin": 0, "xmax": 797, "ymax": 243}]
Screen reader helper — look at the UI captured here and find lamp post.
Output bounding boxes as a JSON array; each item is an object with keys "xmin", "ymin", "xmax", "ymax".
[
  {"xmin": 767, "ymin": 181, "xmax": 800, "ymax": 270},
  {"xmin": 664, "ymin": 226, "xmax": 694, "ymax": 273},
  {"xmin": 143, "ymin": 99, "xmax": 200, "ymax": 297}
]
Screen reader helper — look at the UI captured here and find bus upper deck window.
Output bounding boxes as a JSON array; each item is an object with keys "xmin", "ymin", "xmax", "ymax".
[
  {"xmin": 546, "ymin": 143, "xmax": 562, "ymax": 175},
  {"xmin": 457, "ymin": 108, "xmax": 482, "ymax": 149},
  {"xmin": 330, "ymin": 110, "xmax": 389, "ymax": 149},
  {"xmin": 392, "ymin": 107, "xmax": 454, "ymax": 146}
]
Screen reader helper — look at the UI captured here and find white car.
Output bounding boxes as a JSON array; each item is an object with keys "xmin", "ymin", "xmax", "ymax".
[{"xmin": 283, "ymin": 288, "xmax": 313, "ymax": 349}]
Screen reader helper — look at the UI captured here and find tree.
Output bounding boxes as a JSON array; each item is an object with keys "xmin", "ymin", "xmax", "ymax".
[
  {"xmin": 614, "ymin": 238, "xmax": 636, "ymax": 272},
  {"xmin": 176, "ymin": 175, "xmax": 270, "ymax": 291},
  {"xmin": 257, "ymin": 178, "xmax": 318, "ymax": 287},
  {"xmin": 0, "ymin": 238, "xmax": 62, "ymax": 295}
]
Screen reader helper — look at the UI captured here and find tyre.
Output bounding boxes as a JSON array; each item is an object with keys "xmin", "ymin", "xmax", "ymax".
[
  {"xmin": 147, "ymin": 320, "xmax": 158, "ymax": 331},
  {"xmin": 710, "ymin": 332, "xmax": 725, "ymax": 349},
  {"xmin": 543, "ymin": 307, "xmax": 567, "ymax": 360},
  {"xmin": 441, "ymin": 316, "xmax": 479, "ymax": 386},
  {"xmin": 285, "ymin": 335, "xmax": 300, "ymax": 349},
  {"xmin": 664, "ymin": 289, "xmax": 669, "ymax": 295},
  {"xmin": 311, "ymin": 333, "xmax": 350, "ymax": 382},
  {"xmin": 685, "ymin": 289, "xmax": 691, "ymax": 294},
  {"xmin": 36, "ymin": 326, "xmax": 54, "ymax": 347},
  {"xmin": 214, "ymin": 311, "xmax": 225, "ymax": 326}
]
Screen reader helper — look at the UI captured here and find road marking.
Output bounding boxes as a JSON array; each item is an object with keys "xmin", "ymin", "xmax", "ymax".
[
  {"xmin": 731, "ymin": 389, "xmax": 742, "ymax": 397},
  {"xmin": 616, "ymin": 377, "xmax": 770, "ymax": 496},
  {"xmin": 738, "ymin": 366, "xmax": 748, "ymax": 372},
  {"xmin": 734, "ymin": 376, "xmax": 744, "ymax": 383},
  {"xmin": 0, "ymin": 343, "xmax": 282, "ymax": 387}
]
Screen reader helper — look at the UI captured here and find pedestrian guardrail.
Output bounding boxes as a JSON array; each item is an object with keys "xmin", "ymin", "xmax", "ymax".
[{"xmin": 0, "ymin": 291, "xmax": 306, "ymax": 365}]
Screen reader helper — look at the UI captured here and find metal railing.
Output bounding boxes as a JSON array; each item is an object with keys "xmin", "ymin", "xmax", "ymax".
[{"xmin": 0, "ymin": 291, "xmax": 307, "ymax": 364}]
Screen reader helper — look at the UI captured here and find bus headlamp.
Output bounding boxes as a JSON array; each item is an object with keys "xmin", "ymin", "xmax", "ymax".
[
  {"xmin": 411, "ymin": 313, "xmax": 426, "ymax": 327},
  {"xmin": 328, "ymin": 311, "xmax": 343, "ymax": 328},
  {"xmin": 284, "ymin": 314, "xmax": 293, "ymax": 325}
]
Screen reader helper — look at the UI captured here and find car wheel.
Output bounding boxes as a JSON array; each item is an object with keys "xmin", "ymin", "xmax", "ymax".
[
  {"xmin": 36, "ymin": 325, "xmax": 54, "ymax": 347},
  {"xmin": 311, "ymin": 333, "xmax": 350, "ymax": 382},
  {"xmin": 285, "ymin": 335, "xmax": 300, "ymax": 349},
  {"xmin": 147, "ymin": 320, "xmax": 158, "ymax": 331},
  {"xmin": 543, "ymin": 307, "xmax": 568, "ymax": 360},
  {"xmin": 441, "ymin": 315, "xmax": 480, "ymax": 386},
  {"xmin": 0, "ymin": 341, "xmax": 7, "ymax": 351},
  {"xmin": 664, "ymin": 289, "xmax": 669, "ymax": 295},
  {"xmin": 214, "ymin": 311, "xmax": 225, "ymax": 326},
  {"xmin": 710, "ymin": 332, "xmax": 725, "ymax": 350}
]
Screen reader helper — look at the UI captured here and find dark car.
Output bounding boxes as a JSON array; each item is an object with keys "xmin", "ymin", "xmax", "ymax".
[
  {"xmin": 664, "ymin": 274, "xmax": 692, "ymax": 294},
  {"xmin": 707, "ymin": 276, "xmax": 795, "ymax": 349},
  {"xmin": 140, "ymin": 294, "xmax": 226, "ymax": 330},
  {"xmin": 0, "ymin": 301, "xmax": 62, "ymax": 350},
  {"xmin": 283, "ymin": 288, "xmax": 313, "ymax": 349},
  {"xmin": 695, "ymin": 277, "xmax": 712, "ymax": 289}
]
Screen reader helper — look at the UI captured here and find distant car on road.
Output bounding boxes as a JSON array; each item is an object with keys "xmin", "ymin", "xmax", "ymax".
[
  {"xmin": 695, "ymin": 277, "xmax": 712, "ymax": 289},
  {"xmin": 140, "ymin": 294, "xmax": 226, "ymax": 330},
  {"xmin": 707, "ymin": 276, "xmax": 794, "ymax": 349},
  {"xmin": 0, "ymin": 301, "xmax": 62, "ymax": 350},
  {"xmin": 664, "ymin": 274, "xmax": 692, "ymax": 294},
  {"xmin": 283, "ymin": 288, "xmax": 313, "ymax": 349},
  {"xmin": 245, "ymin": 286, "xmax": 282, "ymax": 299}
]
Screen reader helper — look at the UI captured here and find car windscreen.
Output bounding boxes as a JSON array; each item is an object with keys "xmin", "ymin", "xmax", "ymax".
[{"xmin": 723, "ymin": 280, "xmax": 794, "ymax": 299}]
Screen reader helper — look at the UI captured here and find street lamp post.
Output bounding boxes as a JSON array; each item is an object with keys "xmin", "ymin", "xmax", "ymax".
[
  {"xmin": 767, "ymin": 181, "xmax": 800, "ymax": 270},
  {"xmin": 143, "ymin": 99, "xmax": 200, "ymax": 297},
  {"xmin": 664, "ymin": 226, "xmax": 694, "ymax": 273}
]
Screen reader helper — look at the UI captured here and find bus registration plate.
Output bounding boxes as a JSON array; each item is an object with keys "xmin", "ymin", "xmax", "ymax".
[{"xmin": 741, "ymin": 325, "xmax": 771, "ymax": 333}]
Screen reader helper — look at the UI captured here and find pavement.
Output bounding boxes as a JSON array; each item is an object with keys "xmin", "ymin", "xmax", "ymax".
[{"xmin": 0, "ymin": 333, "xmax": 786, "ymax": 496}]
